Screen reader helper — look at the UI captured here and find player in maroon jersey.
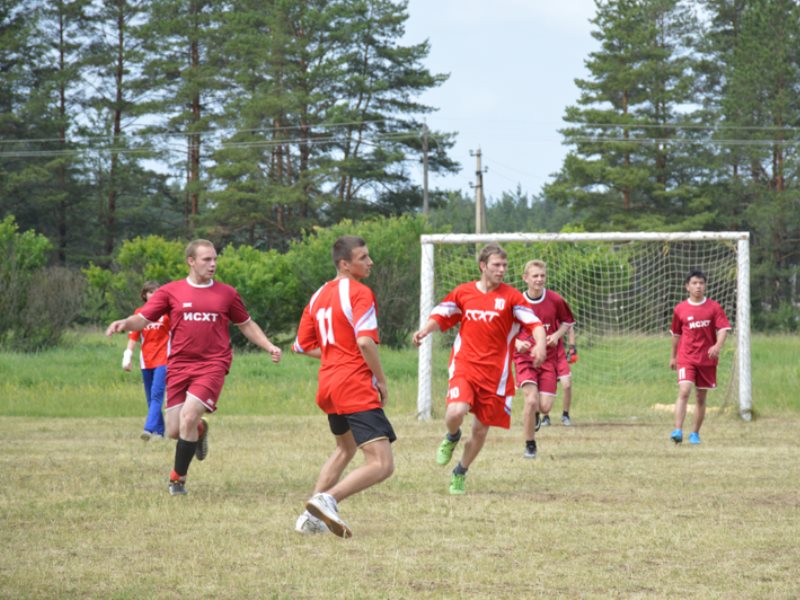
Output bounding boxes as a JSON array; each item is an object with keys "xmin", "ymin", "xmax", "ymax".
[
  {"xmin": 513, "ymin": 260, "xmax": 576, "ymax": 458},
  {"xmin": 413, "ymin": 243, "xmax": 546, "ymax": 495},
  {"xmin": 106, "ymin": 240, "xmax": 282, "ymax": 495},
  {"xmin": 292, "ymin": 236, "xmax": 395, "ymax": 538},
  {"xmin": 669, "ymin": 269, "xmax": 731, "ymax": 445}
]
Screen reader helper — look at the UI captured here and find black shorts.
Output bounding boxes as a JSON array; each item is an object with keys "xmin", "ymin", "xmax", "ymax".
[{"xmin": 327, "ymin": 408, "xmax": 397, "ymax": 447}]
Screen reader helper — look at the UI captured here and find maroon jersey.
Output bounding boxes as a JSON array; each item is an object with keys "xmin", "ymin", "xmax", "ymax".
[
  {"xmin": 430, "ymin": 281, "xmax": 541, "ymax": 398},
  {"xmin": 515, "ymin": 288, "xmax": 575, "ymax": 363},
  {"xmin": 671, "ymin": 297, "xmax": 731, "ymax": 366},
  {"xmin": 140, "ymin": 278, "xmax": 250, "ymax": 372}
]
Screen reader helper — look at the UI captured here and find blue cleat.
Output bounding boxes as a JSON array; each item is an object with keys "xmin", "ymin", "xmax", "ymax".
[
  {"xmin": 689, "ymin": 432, "xmax": 701, "ymax": 445},
  {"xmin": 670, "ymin": 429, "xmax": 683, "ymax": 444}
]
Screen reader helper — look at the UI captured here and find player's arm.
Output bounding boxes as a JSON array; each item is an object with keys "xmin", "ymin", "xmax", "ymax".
[
  {"xmin": 237, "ymin": 319, "xmax": 282, "ymax": 363},
  {"xmin": 565, "ymin": 325, "xmax": 578, "ymax": 363},
  {"xmin": 530, "ymin": 324, "xmax": 546, "ymax": 367},
  {"xmin": 412, "ymin": 318, "xmax": 441, "ymax": 347},
  {"xmin": 547, "ymin": 322, "xmax": 571, "ymax": 347},
  {"xmin": 669, "ymin": 334, "xmax": 680, "ymax": 370},
  {"xmin": 357, "ymin": 336, "xmax": 388, "ymax": 406},
  {"xmin": 708, "ymin": 328, "xmax": 729, "ymax": 359},
  {"xmin": 106, "ymin": 313, "xmax": 149, "ymax": 336}
]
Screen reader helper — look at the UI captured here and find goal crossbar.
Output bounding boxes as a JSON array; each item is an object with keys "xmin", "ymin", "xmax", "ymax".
[{"xmin": 417, "ymin": 231, "xmax": 751, "ymax": 421}]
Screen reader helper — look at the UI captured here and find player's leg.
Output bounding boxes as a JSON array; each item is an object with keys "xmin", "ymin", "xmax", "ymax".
[
  {"xmin": 437, "ymin": 378, "xmax": 473, "ymax": 465},
  {"xmin": 521, "ymin": 384, "xmax": 539, "ymax": 458},
  {"xmin": 168, "ymin": 394, "xmax": 206, "ymax": 495},
  {"xmin": 145, "ymin": 365, "xmax": 166, "ymax": 438},
  {"xmin": 460, "ymin": 417, "xmax": 490, "ymax": 470},
  {"xmin": 326, "ymin": 438, "xmax": 394, "ymax": 502},
  {"xmin": 140, "ymin": 368, "xmax": 155, "ymax": 440},
  {"xmin": 690, "ymin": 388, "xmax": 708, "ymax": 444},
  {"xmin": 672, "ymin": 367, "xmax": 694, "ymax": 443},
  {"xmin": 560, "ymin": 375, "xmax": 572, "ymax": 425}
]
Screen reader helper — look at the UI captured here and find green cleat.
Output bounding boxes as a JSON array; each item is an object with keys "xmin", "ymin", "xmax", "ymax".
[
  {"xmin": 196, "ymin": 417, "xmax": 210, "ymax": 461},
  {"xmin": 449, "ymin": 473, "xmax": 466, "ymax": 495},
  {"xmin": 436, "ymin": 437, "xmax": 458, "ymax": 466}
]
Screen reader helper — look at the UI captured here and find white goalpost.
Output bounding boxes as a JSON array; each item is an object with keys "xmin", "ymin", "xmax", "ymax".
[{"xmin": 416, "ymin": 232, "xmax": 751, "ymax": 421}]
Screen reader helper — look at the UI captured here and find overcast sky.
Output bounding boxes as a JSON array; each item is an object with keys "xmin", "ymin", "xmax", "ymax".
[{"xmin": 403, "ymin": 0, "xmax": 600, "ymax": 202}]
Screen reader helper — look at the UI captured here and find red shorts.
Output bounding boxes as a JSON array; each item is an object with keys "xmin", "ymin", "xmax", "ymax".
[
  {"xmin": 166, "ymin": 364, "xmax": 228, "ymax": 412},
  {"xmin": 677, "ymin": 364, "xmax": 717, "ymax": 389},
  {"xmin": 555, "ymin": 347, "xmax": 571, "ymax": 379},
  {"xmin": 316, "ymin": 371, "xmax": 381, "ymax": 415},
  {"xmin": 446, "ymin": 376, "xmax": 513, "ymax": 429}
]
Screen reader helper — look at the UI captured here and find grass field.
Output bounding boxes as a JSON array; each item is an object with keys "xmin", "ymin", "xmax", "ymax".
[{"xmin": 1, "ymin": 331, "xmax": 798, "ymax": 598}]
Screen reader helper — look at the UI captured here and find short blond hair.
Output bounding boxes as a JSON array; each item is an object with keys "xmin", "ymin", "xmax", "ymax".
[
  {"xmin": 185, "ymin": 239, "xmax": 215, "ymax": 260},
  {"xmin": 523, "ymin": 259, "xmax": 546, "ymax": 276}
]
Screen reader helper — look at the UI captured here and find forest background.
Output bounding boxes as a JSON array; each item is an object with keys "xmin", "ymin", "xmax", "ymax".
[{"xmin": 2, "ymin": 0, "xmax": 799, "ymax": 351}]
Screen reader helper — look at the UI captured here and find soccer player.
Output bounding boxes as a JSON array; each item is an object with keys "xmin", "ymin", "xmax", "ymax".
[
  {"xmin": 413, "ymin": 243, "xmax": 545, "ymax": 495},
  {"xmin": 292, "ymin": 236, "xmax": 395, "ymax": 538},
  {"xmin": 513, "ymin": 260, "xmax": 576, "ymax": 458},
  {"xmin": 121, "ymin": 281, "xmax": 169, "ymax": 441},
  {"xmin": 106, "ymin": 239, "xmax": 282, "ymax": 495},
  {"xmin": 669, "ymin": 268, "xmax": 731, "ymax": 445}
]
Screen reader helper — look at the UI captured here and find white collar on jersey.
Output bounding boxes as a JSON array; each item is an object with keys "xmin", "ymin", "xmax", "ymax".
[
  {"xmin": 524, "ymin": 289, "xmax": 547, "ymax": 304},
  {"xmin": 186, "ymin": 277, "xmax": 214, "ymax": 289},
  {"xmin": 687, "ymin": 297, "xmax": 707, "ymax": 306}
]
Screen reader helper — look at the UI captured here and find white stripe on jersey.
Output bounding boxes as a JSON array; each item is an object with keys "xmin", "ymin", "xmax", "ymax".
[
  {"xmin": 495, "ymin": 323, "xmax": 521, "ymax": 395},
  {"xmin": 432, "ymin": 301, "xmax": 461, "ymax": 319},
  {"xmin": 355, "ymin": 304, "xmax": 377, "ymax": 334},
  {"xmin": 513, "ymin": 303, "xmax": 540, "ymax": 325},
  {"xmin": 338, "ymin": 278, "xmax": 353, "ymax": 325}
]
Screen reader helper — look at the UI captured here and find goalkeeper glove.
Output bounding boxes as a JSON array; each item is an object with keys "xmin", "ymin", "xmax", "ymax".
[
  {"xmin": 567, "ymin": 344, "xmax": 578, "ymax": 364},
  {"xmin": 122, "ymin": 348, "xmax": 133, "ymax": 370}
]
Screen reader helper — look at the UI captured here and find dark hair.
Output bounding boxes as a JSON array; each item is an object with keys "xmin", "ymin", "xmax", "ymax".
[
  {"xmin": 685, "ymin": 268, "xmax": 706, "ymax": 285},
  {"xmin": 140, "ymin": 280, "xmax": 160, "ymax": 302},
  {"xmin": 332, "ymin": 236, "xmax": 366, "ymax": 269},
  {"xmin": 477, "ymin": 242, "xmax": 506, "ymax": 265}
]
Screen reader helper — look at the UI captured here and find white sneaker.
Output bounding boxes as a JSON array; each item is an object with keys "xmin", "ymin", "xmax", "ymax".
[
  {"xmin": 294, "ymin": 511, "xmax": 329, "ymax": 535},
  {"xmin": 140, "ymin": 431, "xmax": 152, "ymax": 441},
  {"xmin": 305, "ymin": 493, "xmax": 352, "ymax": 538}
]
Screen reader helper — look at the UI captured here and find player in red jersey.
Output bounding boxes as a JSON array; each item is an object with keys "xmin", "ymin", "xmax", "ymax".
[
  {"xmin": 106, "ymin": 240, "xmax": 282, "ymax": 495},
  {"xmin": 669, "ymin": 269, "xmax": 731, "ymax": 445},
  {"xmin": 121, "ymin": 281, "xmax": 170, "ymax": 441},
  {"xmin": 292, "ymin": 236, "xmax": 395, "ymax": 538},
  {"xmin": 513, "ymin": 260, "xmax": 576, "ymax": 458},
  {"xmin": 413, "ymin": 243, "xmax": 546, "ymax": 495}
]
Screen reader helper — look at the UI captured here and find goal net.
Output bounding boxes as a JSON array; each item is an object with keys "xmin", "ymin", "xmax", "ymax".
[{"xmin": 417, "ymin": 232, "xmax": 751, "ymax": 421}]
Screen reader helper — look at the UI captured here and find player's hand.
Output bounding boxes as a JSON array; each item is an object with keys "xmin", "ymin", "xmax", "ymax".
[
  {"xmin": 515, "ymin": 338, "xmax": 531, "ymax": 353},
  {"xmin": 106, "ymin": 320, "xmax": 127, "ymax": 336},
  {"xmin": 532, "ymin": 346, "xmax": 546, "ymax": 368},
  {"xmin": 412, "ymin": 330, "xmax": 427, "ymax": 347},
  {"xmin": 708, "ymin": 344, "xmax": 721, "ymax": 359},
  {"xmin": 567, "ymin": 344, "xmax": 578, "ymax": 364},
  {"xmin": 268, "ymin": 345, "xmax": 282, "ymax": 363},
  {"xmin": 377, "ymin": 381, "xmax": 389, "ymax": 406},
  {"xmin": 546, "ymin": 334, "xmax": 559, "ymax": 347},
  {"xmin": 122, "ymin": 349, "xmax": 133, "ymax": 371},
  {"xmin": 669, "ymin": 357, "xmax": 677, "ymax": 370}
]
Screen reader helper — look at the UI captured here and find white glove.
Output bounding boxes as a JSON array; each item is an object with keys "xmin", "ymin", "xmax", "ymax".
[{"xmin": 122, "ymin": 349, "xmax": 133, "ymax": 370}]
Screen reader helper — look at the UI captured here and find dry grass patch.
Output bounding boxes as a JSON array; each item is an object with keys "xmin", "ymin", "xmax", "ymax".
[{"xmin": 1, "ymin": 414, "xmax": 798, "ymax": 599}]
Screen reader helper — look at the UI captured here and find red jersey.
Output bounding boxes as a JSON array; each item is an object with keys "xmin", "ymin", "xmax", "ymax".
[
  {"xmin": 671, "ymin": 297, "xmax": 731, "ymax": 366},
  {"xmin": 515, "ymin": 288, "xmax": 575, "ymax": 363},
  {"xmin": 430, "ymin": 281, "xmax": 542, "ymax": 398},
  {"xmin": 128, "ymin": 307, "xmax": 170, "ymax": 369},
  {"xmin": 140, "ymin": 278, "xmax": 250, "ymax": 372},
  {"xmin": 292, "ymin": 277, "xmax": 381, "ymax": 414}
]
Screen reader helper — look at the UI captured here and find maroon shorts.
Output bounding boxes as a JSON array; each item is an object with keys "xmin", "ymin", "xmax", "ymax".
[
  {"xmin": 166, "ymin": 364, "xmax": 228, "ymax": 412},
  {"xmin": 555, "ymin": 347, "xmax": 572, "ymax": 379},
  {"xmin": 515, "ymin": 359, "xmax": 559, "ymax": 396},
  {"xmin": 677, "ymin": 364, "xmax": 717, "ymax": 389},
  {"xmin": 446, "ymin": 376, "xmax": 513, "ymax": 429}
]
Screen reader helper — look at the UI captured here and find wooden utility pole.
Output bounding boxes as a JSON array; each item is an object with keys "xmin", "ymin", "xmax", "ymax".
[
  {"xmin": 471, "ymin": 148, "xmax": 487, "ymax": 233},
  {"xmin": 422, "ymin": 124, "xmax": 430, "ymax": 215}
]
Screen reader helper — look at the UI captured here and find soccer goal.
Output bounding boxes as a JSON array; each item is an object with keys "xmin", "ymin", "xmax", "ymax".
[{"xmin": 416, "ymin": 232, "xmax": 751, "ymax": 422}]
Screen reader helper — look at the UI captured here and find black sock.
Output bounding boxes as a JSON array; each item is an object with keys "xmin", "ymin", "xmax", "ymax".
[
  {"xmin": 526, "ymin": 439, "xmax": 536, "ymax": 449},
  {"xmin": 174, "ymin": 438, "xmax": 198, "ymax": 478},
  {"xmin": 563, "ymin": 411, "xmax": 570, "ymax": 418},
  {"xmin": 453, "ymin": 461, "xmax": 468, "ymax": 476},
  {"xmin": 446, "ymin": 429, "xmax": 462, "ymax": 443}
]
